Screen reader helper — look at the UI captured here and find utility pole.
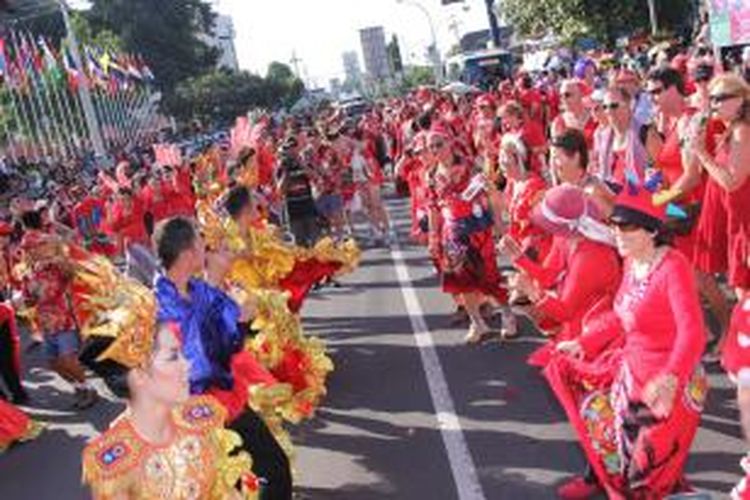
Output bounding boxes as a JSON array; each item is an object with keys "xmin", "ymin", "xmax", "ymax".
[
  {"xmin": 484, "ymin": 0, "xmax": 501, "ymax": 48},
  {"xmin": 647, "ymin": 0, "xmax": 659, "ymax": 37},
  {"xmin": 58, "ymin": 0, "xmax": 105, "ymax": 157}
]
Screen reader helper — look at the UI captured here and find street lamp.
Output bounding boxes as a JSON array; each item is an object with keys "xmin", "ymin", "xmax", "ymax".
[{"xmin": 395, "ymin": 0, "xmax": 443, "ymax": 84}]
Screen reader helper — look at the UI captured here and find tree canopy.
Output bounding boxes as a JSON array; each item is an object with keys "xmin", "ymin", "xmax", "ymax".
[
  {"xmin": 165, "ymin": 62, "xmax": 305, "ymax": 125},
  {"xmin": 83, "ymin": 0, "xmax": 219, "ymax": 91},
  {"xmin": 500, "ymin": 0, "xmax": 693, "ymax": 46}
]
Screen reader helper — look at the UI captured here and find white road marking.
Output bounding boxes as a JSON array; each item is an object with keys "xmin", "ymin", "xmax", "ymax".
[{"xmin": 389, "ymin": 239, "xmax": 486, "ymax": 500}]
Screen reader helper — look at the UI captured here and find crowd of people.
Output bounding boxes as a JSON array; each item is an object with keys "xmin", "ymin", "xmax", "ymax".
[
  {"xmin": 3, "ymin": 27, "xmax": 750, "ymax": 499},
  {"xmin": 382, "ymin": 39, "xmax": 750, "ymax": 499}
]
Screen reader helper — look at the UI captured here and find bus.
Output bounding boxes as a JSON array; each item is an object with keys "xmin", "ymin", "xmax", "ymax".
[{"xmin": 446, "ymin": 48, "xmax": 516, "ymax": 90}]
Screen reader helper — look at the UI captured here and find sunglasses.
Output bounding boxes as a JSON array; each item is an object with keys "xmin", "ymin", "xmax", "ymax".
[
  {"xmin": 647, "ymin": 86, "xmax": 664, "ymax": 96},
  {"xmin": 710, "ymin": 93, "xmax": 739, "ymax": 105},
  {"xmin": 561, "ymin": 92, "xmax": 575, "ymax": 98},
  {"xmin": 609, "ymin": 220, "xmax": 641, "ymax": 232},
  {"xmin": 602, "ymin": 102, "xmax": 621, "ymax": 111},
  {"xmin": 428, "ymin": 142, "xmax": 445, "ymax": 151}
]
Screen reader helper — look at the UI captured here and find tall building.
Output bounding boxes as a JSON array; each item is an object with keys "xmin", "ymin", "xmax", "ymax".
[
  {"xmin": 342, "ymin": 51, "xmax": 362, "ymax": 84},
  {"xmin": 206, "ymin": 14, "xmax": 239, "ymax": 71},
  {"xmin": 359, "ymin": 26, "xmax": 391, "ymax": 81}
]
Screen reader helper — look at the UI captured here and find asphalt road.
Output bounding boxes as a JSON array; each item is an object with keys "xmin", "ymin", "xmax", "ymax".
[{"xmin": 0, "ymin": 195, "xmax": 746, "ymax": 499}]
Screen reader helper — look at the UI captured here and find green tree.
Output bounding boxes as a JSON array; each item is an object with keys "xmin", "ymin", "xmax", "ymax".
[
  {"xmin": 264, "ymin": 61, "xmax": 305, "ymax": 108},
  {"xmin": 165, "ymin": 66, "xmax": 305, "ymax": 125},
  {"xmin": 500, "ymin": 0, "xmax": 691, "ymax": 46},
  {"xmin": 70, "ymin": 11, "xmax": 124, "ymax": 53},
  {"xmin": 84, "ymin": 0, "xmax": 219, "ymax": 91},
  {"xmin": 402, "ymin": 65, "xmax": 435, "ymax": 90}
]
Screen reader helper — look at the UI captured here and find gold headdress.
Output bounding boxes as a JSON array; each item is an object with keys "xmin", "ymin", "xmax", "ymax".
[{"xmin": 74, "ymin": 254, "xmax": 157, "ymax": 369}]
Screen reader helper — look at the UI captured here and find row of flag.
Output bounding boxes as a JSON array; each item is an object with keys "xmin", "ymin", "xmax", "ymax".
[{"xmin": 0, "ymin": 31, "xmax": 155, "ymax": 96}]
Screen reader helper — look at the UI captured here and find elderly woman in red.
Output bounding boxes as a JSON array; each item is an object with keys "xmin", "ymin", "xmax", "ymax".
[
  {"xmin": 552, "ymin": 182, "xmax": 707, "ymax": 499},
  {"xmin": 500, "ymin": 185, "xmax": 621, "ymax": 365},
  {"xmin": 426, "ymin": 137, "xmax": 504, "ymax": 343}
]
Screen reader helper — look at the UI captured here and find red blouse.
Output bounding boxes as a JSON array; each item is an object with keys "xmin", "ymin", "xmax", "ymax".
[
  {"xmin": 580, "ymin": 249, "xmax": 705, "ymax": 396},
  {"xmin": 517, "ymin": 237, "xmax": 621, "ymax": 341}
]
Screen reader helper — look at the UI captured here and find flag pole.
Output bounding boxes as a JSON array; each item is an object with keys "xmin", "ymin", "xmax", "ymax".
[
  {"xmin": 0, "ymin": 90, "xmax": 18, "ymax": 163},
  {"xmin": 58, "ymin": 0, "xmax": 105, "ymax": 157},
  {"xmin": 11, "ymin": 30, "xmax": 50, "ymax": 159}
]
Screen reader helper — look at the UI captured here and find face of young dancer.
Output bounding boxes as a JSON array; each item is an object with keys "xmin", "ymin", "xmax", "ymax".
[{"xmin": 131, "ymin": 325, "xmax": 190, "ymax": 406}]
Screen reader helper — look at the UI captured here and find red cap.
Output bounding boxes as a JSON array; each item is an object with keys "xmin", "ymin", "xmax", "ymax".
[
  {"xmin": 0, "ymin": 221, "xmax": 13, "ymax": 236},
  {"xmin": 722, "ymin": 296, "xmax": 750, "ymax": 386}
]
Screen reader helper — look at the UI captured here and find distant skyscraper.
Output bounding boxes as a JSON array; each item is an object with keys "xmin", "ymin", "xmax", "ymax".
[
  {"xmin": 359, "ymin": 26, "xmax": 391, "ymax": 81},
  {"xmin": 342, "ymin": 51, "xmax": 362, "ymax": 84}
]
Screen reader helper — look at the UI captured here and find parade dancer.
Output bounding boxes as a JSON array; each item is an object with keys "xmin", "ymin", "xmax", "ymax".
[
  {"xmin": 19, "ymin": 209, "xmax": 98, "ymax": 409},
  {"xmin": 153, "ymin": 217, "xmax": 293, "ymax": 499},
  {"xmin": 76, "ymin": 257, "xmax": 259, "ymax": 499},
  {"xmin": 426, "ymin": 135, "xmax": 504, "ymax": 344}
]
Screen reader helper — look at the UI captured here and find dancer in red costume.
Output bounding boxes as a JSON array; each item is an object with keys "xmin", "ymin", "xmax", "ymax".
[
  {"xmin": 426, "ymin": 130, "xmax": 504, "ymax": 343},
  {"xmin": 552, "ymin": 182, "xmax": 706, "ymax": 499}
]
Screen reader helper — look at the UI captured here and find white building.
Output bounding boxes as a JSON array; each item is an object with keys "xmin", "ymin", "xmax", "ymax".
[
  {"xmin": 207, "ymin": 14, "xmax": 239, "ymax": 71},
  {"xmin": 359, "ymin": 26, "xmax": 391, "ymax": 81},
  {"xmin": 342, "ymin": 51, "xmax": 362, "ymax": 84}
]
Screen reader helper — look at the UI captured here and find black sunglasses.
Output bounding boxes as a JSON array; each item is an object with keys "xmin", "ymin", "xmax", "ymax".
[
  {"xmin": 609, "ymin": 220, "xmax": 640, "ymax": 232},
  {"xmin": 602, "ymin": 102, "xmax": 621, "ymax": 111},
  {"xmin": 710, "ymin": 93, "xmax": 739, "ymax": 105},
  {"xmin": 647, "ymin": 86, "xmax": 664, "ymax": 96},
  {"xmin": 561, "ymin": 92, "xmax": 574, "ymax": 98}
]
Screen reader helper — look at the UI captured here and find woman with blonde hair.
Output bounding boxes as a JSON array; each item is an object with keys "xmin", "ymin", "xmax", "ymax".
[{"xmin": 692, "ymin": 73, "xmax": 750, "ymax": 301}]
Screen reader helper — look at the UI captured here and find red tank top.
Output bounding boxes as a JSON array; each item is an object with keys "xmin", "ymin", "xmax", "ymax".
[{"xmin": 656, "ymin": 113, "xmax": 704, "ymax": 204}]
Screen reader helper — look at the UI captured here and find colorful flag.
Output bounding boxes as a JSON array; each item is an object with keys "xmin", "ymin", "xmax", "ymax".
[
  {"xmin": 37, "ymin": 36, "xmax": 64, "ymax": 85},
  {"xmin": 85, "ymin": 46, "xmax": 106, "ymax": 87},
  {"xmin": 61, "ymin": 43, "xmax": 84, "ymax": 90}
]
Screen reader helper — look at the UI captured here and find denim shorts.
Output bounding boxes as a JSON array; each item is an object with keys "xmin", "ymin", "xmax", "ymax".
[
  {"xmin": 316, "ymin": 194, "xmax": 343, "ymax": 217},
  {"xmin": 43, "ymin": 330, "xmax": 80, "ymax": 359}
]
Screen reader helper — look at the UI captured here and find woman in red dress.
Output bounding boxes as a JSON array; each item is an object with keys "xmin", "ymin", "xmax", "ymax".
[
  {"xmin": 647, "ymin": 67, "xmax": 733, "ymax": 356},
  {"xmin": 426, "ymin": 134, "xmax": 503, "ymax": 343},
  {"xmin": 552, "ymin": 184, "xmax": 707, "ymax": 499},
  {"xmin": 692, "ymin": 74, "xmax": 750, "ymax": 300}
]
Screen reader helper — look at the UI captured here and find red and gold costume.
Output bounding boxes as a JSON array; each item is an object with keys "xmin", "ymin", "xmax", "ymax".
[
  {"xmin": 74, "ymin": 253, "xmax": 259, "ymax": 499},
  {"xmin": 0, "ymin": 398, "xmax": 42, "ymax": 453},
  {"xmin": 83, "ymin": 395, "xmax": 258, "ymax": 499}
]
